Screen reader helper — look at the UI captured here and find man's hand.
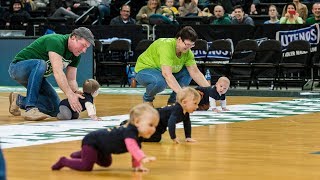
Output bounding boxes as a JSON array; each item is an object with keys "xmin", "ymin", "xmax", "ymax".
[
  {"xmin": 74, "ymin": 89, "xmax": 83, "ymax": 95},
  {"xmin": 67, "ymin": 93, "xmax": 84, "ymax": 113}
]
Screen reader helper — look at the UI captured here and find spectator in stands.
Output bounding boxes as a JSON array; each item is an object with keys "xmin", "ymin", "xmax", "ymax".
[
  {"xmin": 136, "ymin": 0, "xmax": 163, "ymax": 24},
  {"xmin": 32, "ymin": 0, "xmax": 49, "ymax": 10},
  {"xmin": 306, "ymin": 2, "xmax": 320, "ymax": 24},
  {"xmin": 8, "ymin": 27, "xmax": 95, "ymax": 121},
  {"xmin": 178, "ymin": 0, "xmax": 200, "ymax": 17},
  {"xmin": 231, "ymin": 5, "xmax": 254, "ymax": 25},
  {"xmin": 3, "ymin": 0, "xmax": 31, "ymax": 27},
  {"xmin": 110, "ymin": 4, "xmax": 136, "ymax": 25},
  {"xmin": 86, "ymin": 0, "xmax": 111, "ymax": 25},
  {"xmin": 282, "ymin": 0, "xmax": 308, "ymax": 21},
  {"xmin": 21, "ymin": 0, "xmax": 36, "ymax": 12},
  {"xmin": 162, "ymin": 0, "xmax": 179, "ymax": 20},
  {"xmin": 211, "ymin": 5, "xmax": 231, "ymax": 25},
  {"xmin": 249, "ymin": 3, "xmax": 258, "ymax": 15},
  {"xmin": 280, "ymin": 2, "xmax": 303, "ymax": 24},
  {"xmin": 231, "ymin": 0, "xmax": 253, "ymax": 14},
  {"xmin": 134, "ymin": 26, "xmax": 210, "ymax": 107},
  {"xmin": 249, "ymin": 0, "xmax": 260, "ymax": 15},
  {"xmin": 49, "ymin": 0, "xmax": 88, "ymax": 22},
  {"xmin": 264, "ymin": 4, "xmax": 280, "ymax": 24}
]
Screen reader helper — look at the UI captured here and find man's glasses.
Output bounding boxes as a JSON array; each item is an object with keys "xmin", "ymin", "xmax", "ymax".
[{"xmin": 183, "ymin": 40, "xmax": 195, "ymax": 48}]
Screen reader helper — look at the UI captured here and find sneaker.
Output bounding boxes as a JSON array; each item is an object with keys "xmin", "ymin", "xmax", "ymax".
[
  {"xmin": 23, "ymin": 108, "xmax": 50, "ymax": 121},
  {"xmin": 9, "ymin": 92, "xmax": 21, "ymax": 116}
]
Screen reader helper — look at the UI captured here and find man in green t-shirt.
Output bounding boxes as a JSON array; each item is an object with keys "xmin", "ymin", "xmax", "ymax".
[
  {"xmin": 134, "ymin": 26, "xmax": 210, "ymax": 106},
  {"xmin": 306, "ymin": 3, "xmax": 320, "ymax": 24},
  {"xmin": 211, "ymin": 5, "xmax": 231, "ymax": 25},
  {"xmin": 8, "ymin": 27, "xmax": 95, "ymax": 121}
]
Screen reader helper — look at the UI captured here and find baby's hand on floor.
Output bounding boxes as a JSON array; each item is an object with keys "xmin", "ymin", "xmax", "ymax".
[
  {"xmin": 212, "ymin": 108, "xmax": 221, "ymax": 113},
  {"xmin": 185, "ymin": 138, "xmax": 197, "ymax": 143}
]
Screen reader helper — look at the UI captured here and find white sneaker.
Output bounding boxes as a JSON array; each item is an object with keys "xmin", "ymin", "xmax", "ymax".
[
  {"xmin": 9, "ymin": 92, "xmax": 21, "ymax": 116},
  {"xmin": 23, "ymin": 108, "xmax": 50, "ymax": 121}
]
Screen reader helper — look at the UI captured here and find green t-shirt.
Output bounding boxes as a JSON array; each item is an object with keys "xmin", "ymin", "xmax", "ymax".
[
  {"xmin": 212, "ymin": 14, "xmax": 231, "ymax": 25},
  {"xmin": 134, "ymin": 38, "xmax": 196, "ymax": 73},
  {"xmin": 306, "ymin": 17, "xmax": 320, "ymax": 25},
  {"xmin": 13, "ymin": 34, "xmax": 80, "ymax": 77}
]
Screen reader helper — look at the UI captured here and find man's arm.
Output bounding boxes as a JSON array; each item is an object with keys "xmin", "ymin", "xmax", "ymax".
[
  {"xmin": 161, "ymin": 65, "xmax": 182, "ymax": 93},
  {"xmin": 49, "ymin": 51, "xmax": 83, "ymax": 112},
  {"xmin": 186, "ymin": 64, "xmax": 210, "ymax": 87},
  {"xmin": 66, "ymin": 66, "xmax": 79, "ymax": 92}
]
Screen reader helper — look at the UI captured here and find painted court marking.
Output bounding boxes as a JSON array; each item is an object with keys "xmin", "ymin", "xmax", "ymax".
[{"xmin": 1, "ymin": 98, "xmax": 320, "ymax": 149}]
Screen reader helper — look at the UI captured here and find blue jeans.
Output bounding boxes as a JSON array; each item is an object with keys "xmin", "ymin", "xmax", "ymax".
[
  {"xmin": 0, "ymin": 147, "xmax": 5, "ymax": 180},
  {"xmin": 8, "ymin": 60, "xmax": 60, "ymax": 116},
  {"xmin": 135, "ymin": 67, "xmax": 192, "ymax": 103},
  {"xmin": 97, "ymin": 4, "xmax": 110, "ymax": 25}
]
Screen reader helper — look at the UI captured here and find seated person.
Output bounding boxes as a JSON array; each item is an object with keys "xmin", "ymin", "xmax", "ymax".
[
  {"xmin": 49, "ymin": 0, "xmax": 89, "ymax": 23},
  {"xmin": 178, "ymin": 0, "xmax": 200, "ymax": 17},
  {"xmin": 249, "ymin": 3, "xmax": 258, "ymax": 15},
  {"xmin": 280, "ymin": 2, "xmax": 303, "ymax": 24},
  {"xmin": 110, "ymin": 4, "xmax": 136, "ymax": 25},
  {"xmin": 231, "ymin": 5, "xmax": 254, "ymax": 25},
  {"xmin": 264, "ymin": 4, "xmax": 280, "ymax": 24},
  {"xmin": 306, "ymin": 2, "xmax": 320, "ymax": 24},
  {"xmin": 3, "ymin": 0, "xmax": 31, "ymax": 27},
  {"xmin": 57, "ymin": 79, "xmax": 101, "ymax": 121},
  {"xmin": 282, "ymin": 0, "xmax": 308, "ymax": 22},
  {"xmin": 162, "ymin": 0, "xmax": 179, "ymax": 20},
  {"xmin": 211, "ymin": 5, "xmax": 231, "ymax": 25},
  {"xmin": 86, "ymin": 0, "xmax": 111, "ymax": 25},
  {"xmin": 196, "ymin": 76, "xmax": 230, "ymax": 113},
  {"xmin": 136, "ymin": 0, "xmax": 163, "ymax": 24}
]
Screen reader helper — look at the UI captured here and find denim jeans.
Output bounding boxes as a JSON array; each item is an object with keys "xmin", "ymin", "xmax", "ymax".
[
  {"xmin": 135, "ymin": 67, "xmax": 192, "ymax": 103},
  {"xmin": 97, "ymin": 4, "xmax": 110, "ymax": 25},
  {"xmin": 8, "ymin": 60, "xmax": 60, "ymax": 116},
  {"xmin": 0, "ymin": 147, "xmax": 5, "ymax": 180}
]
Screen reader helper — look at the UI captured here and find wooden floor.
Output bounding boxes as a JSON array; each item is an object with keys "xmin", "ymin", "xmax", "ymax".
[{"xmin": 1, "ymin": 92, "xmax": 320, "ymax": 180}]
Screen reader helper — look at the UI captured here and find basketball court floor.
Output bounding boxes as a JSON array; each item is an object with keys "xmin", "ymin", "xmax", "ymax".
[{"xmin": 1, "ymin": 87, "xmax": 320, "ymax": 180}]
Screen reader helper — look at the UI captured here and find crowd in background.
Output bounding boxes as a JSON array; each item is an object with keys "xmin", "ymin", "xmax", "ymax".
[{"xmin": 0, "ymin": 0, "xmax": 320, "ymax": 30}]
